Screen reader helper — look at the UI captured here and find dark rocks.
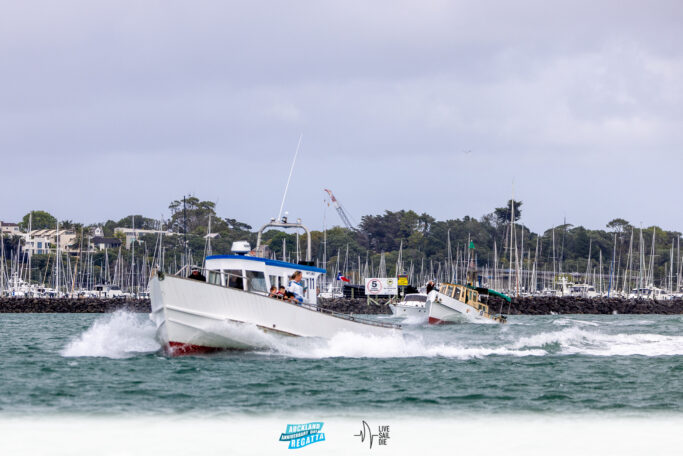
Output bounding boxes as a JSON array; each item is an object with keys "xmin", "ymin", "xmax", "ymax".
[
  {"xmin": 320, "ymin": 296, "xmax": 683, "ymax": 315},
  {"xmin": 507, "ymin": 296, "xmax": 683, "ymax": 315},
  {"xmin": 0, "ymin": 298, "xmax": 151, "ymax": 313},
  {"xmin": 1, "ymin": 296, "xmax": 681, "ymax": 315},
  {"xmin": 318, "ymin": 298, "xmax": 393, "ymax": 315}
]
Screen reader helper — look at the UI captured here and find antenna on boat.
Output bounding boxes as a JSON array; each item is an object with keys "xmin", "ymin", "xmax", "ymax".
[{"xmin": 277, "ymin": 133, "xmax": 303, "ymax": 221}]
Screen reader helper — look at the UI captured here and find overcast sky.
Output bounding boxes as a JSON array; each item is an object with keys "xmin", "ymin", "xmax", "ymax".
[{"xmin": 2, "ymin": 1, "xmax": 682, "ymax": 234}]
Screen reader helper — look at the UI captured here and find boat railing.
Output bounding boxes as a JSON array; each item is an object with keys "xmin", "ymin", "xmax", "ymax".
[
  {"xmin": 163, "ymin": 266, "xmax": 401, "ymax": 330},
  {"xmin": 296, "ymin": 301, "xmax": 401, "ymax": 329}
]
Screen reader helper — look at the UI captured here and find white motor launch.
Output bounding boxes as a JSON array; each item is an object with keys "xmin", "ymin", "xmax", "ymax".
[{"xmin": 149, "ymin": 218, "xmax": 401, "ymax": 355}]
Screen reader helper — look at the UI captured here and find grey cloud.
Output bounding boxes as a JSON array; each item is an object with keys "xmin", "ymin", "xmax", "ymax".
[{"xmin": 1, "ymin": 1, "xmax": 682, "ymax": 234}]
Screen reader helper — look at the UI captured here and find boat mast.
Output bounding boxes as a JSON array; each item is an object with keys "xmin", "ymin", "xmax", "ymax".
[
  {"xmin": 278, "ymin": 134, "xmax": 303, "ymax": 222},
  {"xmin": 677, "ymin": 236, "xmax": 681, "ymax": 293},
  {"xmin": 55, "ymin": 220, "xmax": 60, "ymax": 296},
  {"xmin": 0, "ymin": 230, "xmax": 4, "ymax": 292},
  {"xmin": 27, "ymin": 213, "xmax": 32, "ymax": 286}
]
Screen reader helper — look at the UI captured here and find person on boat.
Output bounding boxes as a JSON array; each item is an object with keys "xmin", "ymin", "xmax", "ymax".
[
  {"xmin": 269, "ymin": 286, "xmax": 278, "ymax": 298},
  {"xmin": 278, "ymin": 285, "xmax": 286, "ymax": 298},
  {"xmin": 426, "ymin": 281, "xmax": 435, "ymax": 294},
  {"xmin": 189, "ymin": 269, "xmax": 206, "ymax": 282},
  {"xmin": 287, "ymin": 271, "xmax": 305, "ymax": 304},
  {"xmin": 426, "ymin": 280, "xmax": 438, "ymax": 302}
]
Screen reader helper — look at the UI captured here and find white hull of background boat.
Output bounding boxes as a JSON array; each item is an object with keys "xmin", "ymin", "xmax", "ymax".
[
  {"xmin": 149, "ymin": 274, "xmax": 400, "ymax": 355},
  {"xmin": 388, "ymin": 303, "xmax": 431, "ymax": 321}
]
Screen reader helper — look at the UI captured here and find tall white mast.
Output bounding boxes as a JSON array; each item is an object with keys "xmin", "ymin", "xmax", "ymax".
[{"xmin": 55, "ymin": 220, "xmax": 60, "ymax": 295}]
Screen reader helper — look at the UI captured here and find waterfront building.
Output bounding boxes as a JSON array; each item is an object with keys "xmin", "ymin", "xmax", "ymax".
[
  {"xmin": 0, "ymin": 221, "xmax": 21, "ymax": 236},
  {"xmin": 22, "ymin": 229, "xmax": 77, "ymax": 256},
  {"xmin": 114, "ymin": 227, "xmax": 176, "ymax": 249},
  {"xmin": 91, "ymin": 236, "xmax": 122, "ymax": 251}
]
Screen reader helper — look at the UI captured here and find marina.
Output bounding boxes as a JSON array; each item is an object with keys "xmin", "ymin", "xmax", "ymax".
[{"xmin": 2, "ymin": 1, "xmax": 683, "ymax": 454}]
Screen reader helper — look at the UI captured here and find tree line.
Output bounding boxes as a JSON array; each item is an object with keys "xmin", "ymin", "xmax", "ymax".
[{"xmin": 5, "ymin": 197, "xmax": 682, "ymax": 287}]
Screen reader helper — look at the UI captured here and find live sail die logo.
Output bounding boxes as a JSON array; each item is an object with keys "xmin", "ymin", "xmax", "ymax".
[
  {"xmin": 354, "ymin": 420, "xmax": 390, "ymax": 449},
  {"xmin": 279, "ymin": 422, "xmax": 326, "ymax": 449}
]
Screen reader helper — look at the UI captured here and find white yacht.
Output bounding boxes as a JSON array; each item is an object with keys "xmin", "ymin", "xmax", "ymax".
[
  {"xmin": 149, "ymin": 218, "xmax": 401, "ymax": 355},
  {"xmin": 566, "ymin": 284, "xmax": 599, "ymax": 299},
  {"xmin": 389, "ymin": 293, "xmax": 430, "ymax": 321},
  {"xmin": 318, "ymin": 283, "xmax": 344, "ymax": 299},
  {"xmin": 628, "ymin": 286, "xmax": 668, "ymax": 300},
  {"xmin": 92, "ymin": 284, "xmax": 125, "ymax": 298}
]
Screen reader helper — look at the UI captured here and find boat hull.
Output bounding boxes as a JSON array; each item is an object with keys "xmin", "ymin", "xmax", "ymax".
[
  {"xmin": 428, "ymin": 296, "xmax": 489, "ymax": 324},
  {"xmin": 149, "ymin": 274, "xmax": 399, "ymax": 354},
  {"xmin": 388, "ymin": 302, "xmax": 431, "ymax": 323}
]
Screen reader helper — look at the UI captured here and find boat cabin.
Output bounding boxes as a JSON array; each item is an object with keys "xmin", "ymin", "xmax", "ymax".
[
  {"xmin": 439, "ymin": 283, "xmax": 490, "ymax": 314},
  {"xmin": 204, "ymin": 255, "xmax": 325, "ymax": 305},
  {"xmin": 201, "ymin": 220, "xmax": 325, "ymax": 306},
  {"xmin": 438, "ymin": 282, "xmax": 511, "ymax": 321}
]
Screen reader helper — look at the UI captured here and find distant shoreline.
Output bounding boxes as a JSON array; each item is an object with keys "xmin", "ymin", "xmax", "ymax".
[{"xmin": 0, "ymin": 297, "xmax": 681, "ymax": 315}]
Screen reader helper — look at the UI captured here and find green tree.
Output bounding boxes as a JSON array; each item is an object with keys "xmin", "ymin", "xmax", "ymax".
[
  {"xmin": 20, "ymin": 210, "xmax": 57, "ymax": 230},
  {"xmin": 168, "ymin": 196, "xmax": 218, "ymax": 234},
  {"xmin": 116, "ymin": 215, "xmax": 159, "ymax": 230},
  {"xmin": 493, "ymin": 200, "xmax": 522, "ymax": 226},
  {"xmin": 606, "ymin": 218, "xmax": 631, "ymax": 234}
]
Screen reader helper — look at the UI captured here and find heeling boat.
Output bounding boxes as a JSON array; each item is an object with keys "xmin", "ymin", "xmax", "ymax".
[
  {"xmin": 428, "ymin": 283, "xmax": 510, "ymax": 324},
  {"xmin": 428, "ymin": 244, "xmax": 510, "ymax": 324},
  {"xmin": 149, "ymin": 218, "xmax": 401, "ymax": 355}
]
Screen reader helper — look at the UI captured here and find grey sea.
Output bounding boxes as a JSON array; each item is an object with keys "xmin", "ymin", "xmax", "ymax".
[{"xmin": 1, "ymin": 311, "xmax": 682, "ymax": 455}]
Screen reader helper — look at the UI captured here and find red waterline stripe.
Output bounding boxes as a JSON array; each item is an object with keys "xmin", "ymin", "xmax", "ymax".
[
  {"xmin": 167, "ymin": 341, "xmax": 221, "ymax": 356},
  {"xmin": 428, "ymin": 316, "xmax": 453, "ymax": 325}
]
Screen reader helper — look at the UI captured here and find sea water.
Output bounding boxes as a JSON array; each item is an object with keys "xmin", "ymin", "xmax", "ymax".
[{"xmin": 0, "ymin": 311, "xmax": 681, "ymax": 454}]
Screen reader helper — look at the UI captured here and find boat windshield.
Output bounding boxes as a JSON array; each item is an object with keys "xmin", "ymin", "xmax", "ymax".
[{"xmin": 404, "ymin": 295, "xmax": 427, "ymax": 302}]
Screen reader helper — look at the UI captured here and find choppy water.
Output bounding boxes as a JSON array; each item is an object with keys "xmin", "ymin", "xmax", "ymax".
[{"xmin": 1, "ymin": 312, "xmax": 682, "ymax": 416}]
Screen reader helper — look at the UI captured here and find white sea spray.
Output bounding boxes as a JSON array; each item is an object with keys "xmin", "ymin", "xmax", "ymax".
[{"xmin": 61, "ymin": 310, "xmax": 160, "ymax": 359}]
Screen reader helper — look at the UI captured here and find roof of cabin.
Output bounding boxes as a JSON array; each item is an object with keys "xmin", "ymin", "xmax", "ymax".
[{"xmin": 205, "ymin": 255, "xmax": 326, "ymax": 274}]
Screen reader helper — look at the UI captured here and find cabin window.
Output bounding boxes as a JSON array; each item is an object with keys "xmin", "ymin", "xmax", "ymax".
[
  {"xmin": 269, "ymin": 275, "xmax": 279, "ymax": 289},
  {"xmin": 225, "ymin": 269, "xmax": 244, "ymax": 290},
  {"xmin": 445, "ymin": 285, "xmax": 454, "ymax": 297},
  {"xmin": 246, "ymin": 271, "xmax": 267, "ymax": 293},
  {"xmin": 304, "ymin": 278, "xmax": 315, "ymax": 297},
  {"xmin": 440, "ymin": 284, "xmax": 447, "ymax": 294},
  {"xmin": 208, "ymin": 271, "xmax": 221, "ymax": 285},
  {"xmin": 454, "ymin": 287, "xmax": 461, "ymax": 300}
]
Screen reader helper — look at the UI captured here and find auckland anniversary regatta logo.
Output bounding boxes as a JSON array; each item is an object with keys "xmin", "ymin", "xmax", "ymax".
[{"xmin": 279, "ymin": 422, "xmax": 326, "ymax": 449}]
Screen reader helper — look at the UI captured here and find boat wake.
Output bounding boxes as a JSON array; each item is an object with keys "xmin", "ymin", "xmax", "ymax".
[
  {"xmin": 61, "ymin": 311, "xmax": 161, "ymax": 359},
  {"xmin": 262, "ymin": 331, "xmax": 547, "ymax": 360},
  {"xmin": 512, "ymin": 326, "xmax": 683, "ymax": 357},
  {"xmin": 59, "ymin": 311, "xmax": 683, "ymax": 360}
]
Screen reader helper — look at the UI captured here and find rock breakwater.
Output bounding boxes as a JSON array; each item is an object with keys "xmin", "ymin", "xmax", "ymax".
[
  {"xmin": 0, "ymin": 298, "xmax": 151, "ymax": 313},
  {"xmin": 0, "ymin": 296, "xmax": 681, "ymax": 315}
]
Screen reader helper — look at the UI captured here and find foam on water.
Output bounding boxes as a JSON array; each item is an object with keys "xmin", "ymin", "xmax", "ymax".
[
  {"xmin": 552, "ymin": 318, "xmax": 600, "ymax": 327},
  {"xmin": 61, "ymin": 311, "xmax": 161, "ymax": 359},
  {"xmin": 398, "ymin": 313, "xmax": 430, "ymax": 326},
  {"xmin": 265, "ymin": 331, "xmax": 547, "ymax": 359},
  {"xmin": 513, "ymin": 326, "xmax": 683, "ymax": 356},
  {"xmin": 59, "ymin": 311, "xmax": 683, "ymax": 360}
]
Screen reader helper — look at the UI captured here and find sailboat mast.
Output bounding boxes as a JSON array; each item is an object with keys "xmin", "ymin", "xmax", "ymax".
[{"xmin": 55, "ymin": 220, "xmax": 60, "ymax": 295}]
